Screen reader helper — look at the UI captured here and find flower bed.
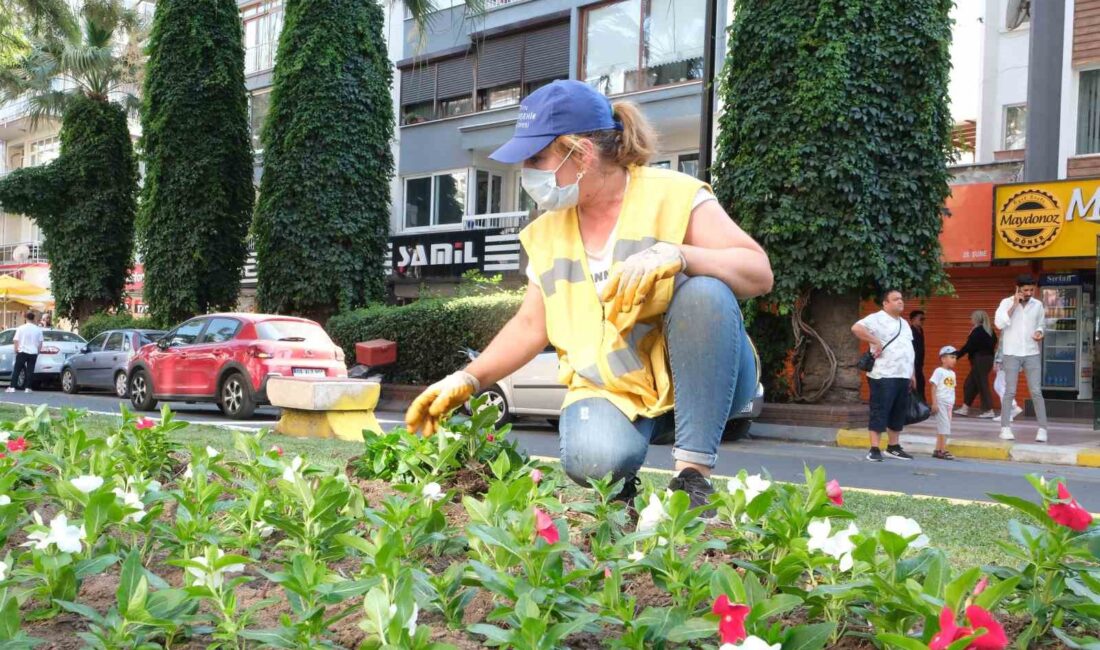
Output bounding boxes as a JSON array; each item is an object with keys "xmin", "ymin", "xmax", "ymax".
[{"xmin": 0, "ymin": 401, "xmax": 1096, "ymax": 649}]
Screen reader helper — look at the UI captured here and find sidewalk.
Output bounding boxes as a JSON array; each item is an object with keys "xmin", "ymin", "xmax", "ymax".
[{"xmin": 753, "ymin": 413, "xmax": 1100, "ymax": 468}]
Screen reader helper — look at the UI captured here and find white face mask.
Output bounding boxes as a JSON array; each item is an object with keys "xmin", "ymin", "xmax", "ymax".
[{"xmin": 520, "ymin": 149, "xmax": 584, "ymax": 212}]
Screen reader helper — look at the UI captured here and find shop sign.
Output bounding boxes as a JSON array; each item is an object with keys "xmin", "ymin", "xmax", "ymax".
[
  {"xmin": 1040, "ymin": 273, "xmax": 1081, "ymax": 287},
  {"xmin": 386, "ymin": 228, "xmax": 522, "ymax": 280},
  {"xmin": 942, "ymin": 183, "xmax": 993, "ymax": 263},
  {"xmin": 994, "ymin": 178, "xmax": 1100, "ymax": 259}
]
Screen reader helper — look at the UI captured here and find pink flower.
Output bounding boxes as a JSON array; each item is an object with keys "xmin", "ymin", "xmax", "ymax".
[
  {"xmin": 487, "ymin": 433, "xmax": 495, "ymax": 443},
  {"xmin": 603, "ymin": 565, "xmax": 612, "ymax": 578},
  {"xmin": 712, "ymin": 595, "xmax": 750, "ymax": 644},
  {"xmin": 930, "ymin": 607, "xmax": 972, "ymax": 650},
  {"xmin": 135, "ymin": 418, "xmax": 156, "ymax": 430},
  {"xmin": 531, "ymin": 469, "xmax": 543, "ymax": 484},
  {"xmin": 825, "ymin": 479, "xmax": 844, "ymax": 506},
  {"xmin": 534, "ymin": 507, "xmax": 559, "ymax": 545},
  {"xmin": 6, "ymin": 437, "xmax": 27, "ymax": 453},
  {"xmin": 973, "ymin": 576, "xmax": 989, "ymax": 596},
  {"xmin": 1047, "ymin": 482, "xmax": 1093, "ymax": 532},
  {"xmin": 965, "ymin": 605, "xmax": 1009, "ymax": 649},
  {"xmin": 270, "ymin": 445, "xmax": 284, "ymax": 457}
]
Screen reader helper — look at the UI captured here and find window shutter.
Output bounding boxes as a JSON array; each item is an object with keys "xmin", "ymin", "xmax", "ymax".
[
  {"xmin": 400, "ymin": 65, "xmax": 436, "ymax": 104},
  {"xmin": 436, "ymin": 56, "xmax": 475, "ymax": 100},
  {"xmin": 523, "ymin": 22, "xmax": 570, "ymax": 83},
  {"xmin": 477, "ymin": 33, "xmax": 524, "ymax": 89}
]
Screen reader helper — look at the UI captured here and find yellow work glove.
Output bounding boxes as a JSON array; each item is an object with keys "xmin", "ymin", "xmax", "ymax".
[
  {"xmin": 600, "ymin": 242, "xmax": 686, "ymax": 312},
  {"xmin": 405, "ymin": 370, "xmax": 480, "ymax": 437}
]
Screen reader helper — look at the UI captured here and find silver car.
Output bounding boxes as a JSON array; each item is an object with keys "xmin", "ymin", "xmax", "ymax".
[
  {"xmin": 62, "ymin": 329, "xmax": 165, "ymax": 398},
  {"xmin": 0, "ymin": 328, "xmax": 87, "ymax": 388},
  {"xmin": 463, "ymin": 347, "xmax": 765, "ymax": 440}
]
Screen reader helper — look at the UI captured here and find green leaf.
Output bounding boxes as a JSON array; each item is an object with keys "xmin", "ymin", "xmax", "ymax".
[
  {"xmin": 944, "ymin": 567, "xmax": 981, "ymax": 611},
  {"xmin": 75, "ymin": 553, "xmax": 120, "ymax": 579},
  {"xmin": 239, "ymin": 629, "xmax": 299, "ymax": 648},
  {"xmin": 921, "ymin": 550, "xmax": 949, "ymax": 598},
  {"xmin": 468, "ymin": 623, "xmax": 513, "ymax": 644},
  {"xmin": 56, "ymin": 599, "xmax": 105, "ymax": 626},
  {"xmin": 875, "ymin": 633, "xmax": 929, "ymax": 650},
  {"xmin": 83, "ymin": 490, "xmax": 119, "ymax": 539},
  {"xmin": 975, "ymin": 576, "xmax": 1021, "ymax": 610},
  {"xmin": 753, "ymin": 594, "xmax": 803, "ymax": 622},
  {"xmin": 783, "ymin": 622, "xmax": 836, "ymax": 650},
  {"xmin": 117, "ymin": 551, "xmax": 143, "ymax": 616},
  {"xmin": 0, "ymin": 593, "xmax": 20, "ymax": 640},
  {"xmin": 666, "ymin": 617, "xmax": 716, "ymax": 643},
  {"xmin": 988, "ymin": 493, "xmax": 1050, "ymax": 526}
]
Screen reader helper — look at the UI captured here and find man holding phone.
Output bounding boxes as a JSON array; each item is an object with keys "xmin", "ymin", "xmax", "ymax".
[{"xmin": 994, "ymin": 274, "xmax": 1048, "ymax": 442}]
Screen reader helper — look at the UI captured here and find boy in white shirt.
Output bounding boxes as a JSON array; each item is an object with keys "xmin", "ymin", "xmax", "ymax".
[{"xmin": 929, "ymin": 345, "xmax": 958, "ymax": 460}]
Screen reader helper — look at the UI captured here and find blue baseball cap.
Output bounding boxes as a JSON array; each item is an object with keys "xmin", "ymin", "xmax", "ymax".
[{"xmin": 489, "ymin": 80, "xmax": 622, "ymax": 164}]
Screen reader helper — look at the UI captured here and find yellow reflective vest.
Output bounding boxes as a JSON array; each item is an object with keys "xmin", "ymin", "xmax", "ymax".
[{"xmin": 519, "ymin": 166, "xmax": 706, "ymax": 421}]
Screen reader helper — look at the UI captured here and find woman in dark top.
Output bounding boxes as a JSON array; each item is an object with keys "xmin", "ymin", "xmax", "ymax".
[{"xmin": 954, "ymin": 310, "xmax": 997, "ymax": 417}]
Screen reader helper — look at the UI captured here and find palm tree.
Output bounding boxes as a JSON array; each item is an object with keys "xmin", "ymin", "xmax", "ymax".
[{"xmin": 0, "ymin": 0, "xmax": 145, "ymax": 126}]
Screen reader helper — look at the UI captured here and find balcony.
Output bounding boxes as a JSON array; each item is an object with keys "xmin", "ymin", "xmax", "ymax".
[{"xmin": 0, "ymin": 241, "xmax": 47, "ymax": 266}]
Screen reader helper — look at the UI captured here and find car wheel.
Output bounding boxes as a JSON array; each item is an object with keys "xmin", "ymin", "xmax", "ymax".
[
  {"xmin": 476, "ymin": 385, "xmax": 513, "ymax": 426},
  {"xmin": 220, "ymin": 373, "xmax": 256, "ymax": 420},
  {"xmin": 61, "ymin": 368, "xmax": 78, "ymax": 394},
  {"xmin": 114, "ymin": 371, "xmax": 129, "ymax": 398},
  {"xmin": 129, "ymin": 370, "xmax": 158, "ymax": 411},
  {"xmin": 722, "ymin": 419, "xmax": 752, "ymax": 442}
]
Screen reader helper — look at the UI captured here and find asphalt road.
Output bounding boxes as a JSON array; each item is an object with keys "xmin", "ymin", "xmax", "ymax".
[{"xmin": 3, "ymin": 390, "xmax": 1098, "ymax": 504}]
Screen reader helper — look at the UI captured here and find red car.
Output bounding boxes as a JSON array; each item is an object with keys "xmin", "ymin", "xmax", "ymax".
[{"xmin": 128, "ymin": 313, "xmax": 347, "ymax": 419}]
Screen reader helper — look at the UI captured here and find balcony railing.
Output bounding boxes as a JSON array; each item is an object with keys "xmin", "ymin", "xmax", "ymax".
[
  {"xmin": 484, "ymin": 0, "xmax": 533, "ymax": 9},
  {"xmin": 462, "ymin": 211, "xmax": 530, "ymax": 232},
  {"xmin": 0, "ymin": 241, "xmax": 47, "ymax": 266}
]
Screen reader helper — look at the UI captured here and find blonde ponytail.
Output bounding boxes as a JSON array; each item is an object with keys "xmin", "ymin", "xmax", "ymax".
[{"xmin": 552, "ymin": 100, "xmax": 657, "ymax": 168}]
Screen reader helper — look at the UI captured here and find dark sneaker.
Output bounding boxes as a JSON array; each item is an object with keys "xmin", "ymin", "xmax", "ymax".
[
  {"xmin": 668, "ymin": 468, "xmax": 716, "ymax": 519},
  {"xmin": 886, "ymin": 445, "xmax": 914, "ymax": 461},
  {"xmin": 932, "ymin": 449, "xmax": 956, "ymax": 460},
  {"xmin": 612, "ymin": 476, "xmax": 641, "ymax": 504},
  {"xmin": 866, "ymin": 447, "xmax": 883, "ymax": 462}
]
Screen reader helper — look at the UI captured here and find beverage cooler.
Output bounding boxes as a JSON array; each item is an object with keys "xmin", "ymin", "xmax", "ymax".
[{"xmin": 1039, "ymin": 274, "xmax": 1094, "ymax": 400}]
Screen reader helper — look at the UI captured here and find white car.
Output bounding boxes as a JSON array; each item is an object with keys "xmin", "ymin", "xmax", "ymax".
[
  {"xmin": 463, "ymin": 347, "xmax": 765, "ymax": 440},
  {"xmin": 0, "ymin": 328, "xmax": 88, "ymax": 389}
]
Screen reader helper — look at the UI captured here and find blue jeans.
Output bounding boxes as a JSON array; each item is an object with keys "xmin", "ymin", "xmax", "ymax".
[{"xmin": 558, "ymin": 276, "xmax": 757, "ymax": 486}]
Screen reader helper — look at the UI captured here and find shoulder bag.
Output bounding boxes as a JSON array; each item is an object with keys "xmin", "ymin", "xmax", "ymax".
[{"xmin": 856, "ymin": 319, "xmax": 903, "ymax": 373}]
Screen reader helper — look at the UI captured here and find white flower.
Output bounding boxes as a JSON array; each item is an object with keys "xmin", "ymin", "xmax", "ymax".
[
  {"xmin": 206, "ymin": 446, "xmax": 220, "ymax": 458},
  {"xmin": 47, "ymin": 513, "xmax": 86, "ymax": 553},
  {"xmin": 807, "ymin": 519, "xmax": 858, "ymax": 571},
  {"xmin": 23, "ymin": 511, "xmax": 50, "ymax": 550},
  {"xmin": 728, "ymin": 473, "xmax": 771, "ymax": 504},
  {"xmin": 183, "ymin": 464, "xmax": 194, "ymax": 480},
  {"xmin": 281, "ymin": 456, "xmax": 304, "ymax": 482},
  {"xmin": 0, "ymin": 430, "xmax": 9, "ymax": 442},
  {"xmin": 721, "ymin": 636, "xmax": 782, "ymax": 650},
  {"xmin": 0, "ymin": 560, "xmax": 7, "ymax": 581},
  {"xmin": 439, "ymin": 428, "xmax": 461, "ymax": 441},
  {"xmin": 112, "ymin": 488, "xmax": 146, "ymax": 523},
  {"xmin": 422, "ymin": 482, "xmax": 445, "ymax": 502},
  {"xmin": 628, "ymin": 550, "xmax": 645, "ymax": 562},
  {"xmin": 806, "ymin": 519, "xmax": 832, "ymax": 553},
  {"xmin": 0, "ymin": 495, "xmax": 10, "ymax": 506},
  {"xmin": 637, "ymin": 494, "xmax": 668, "ymax": 532},
  {"xmin": 884, "ymin": 516, "xmax": 930, "ymax": 549},
  {"xmin": 187, "ymin": 548, "xmax": 245, "ymax": 590},
  {"xmin": 407, "ymin": 603, "xmax": 418, "ymax": 635},
  {"xmin": 70, "ymin": 475, "xmax": 104, "ymax": 494},
  {"xmin": 258, "ymin": 522, "xmax": 275, "ymax": 538}
]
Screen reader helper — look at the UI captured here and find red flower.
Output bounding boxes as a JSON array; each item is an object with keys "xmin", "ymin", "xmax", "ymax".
[
  {"xmin": 270, "ymin": 445, "xmax": 284, "ymax": 457},
  {"xmin": 0, "ymin": 452, "xmax": 6, "ymax": 459},
  {"xmin": 6, "ymin": 437, "xmax": 27, "ymax": 453},
  {"xmin": 135, "ymin": 418, "xmax": 156, "ymax": 430},
  {"xmin": 973, "ymin": 576, "xmax": 989, "ymax": 596},
  {"xmin": 487, "ymin": 433, "xmax": 495, "ymax": 443},
  {"xmin": 825, "ymin": 479, "xmax": 844, "ymax": 506},
  {"xmin": 965, "ymin": 606, "xmax": 1009, "ymax": 650},
  {"xmin": 712, "ymin": 595, "xmax": 750, "ymax": 644},
  {"xmin": 930, "ymin": 607, "xmax": 972, "ymax": 650},
  {"xmin": 1047, "ymin": 482, "xmax": 1093, "ymax": 532},
  {"xmin": 534, "ymin": 507, "xmax": 559, "ymax": 545},
  {"xmin": 603, "ymin": 565, "xmax": 612, "ymax": 578}
]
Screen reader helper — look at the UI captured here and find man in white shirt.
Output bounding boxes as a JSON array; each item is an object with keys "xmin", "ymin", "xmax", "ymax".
[
  {"xmin": 993, "ymin": 274, "xmax": 1048, "ymax": 442},
  {"xmin": 851, "ymin": 289, "xmax": 916, "ymax": 462},
  {"xmin": 9, "ymin": 311, "xmax": 44, "ymax": 393}
]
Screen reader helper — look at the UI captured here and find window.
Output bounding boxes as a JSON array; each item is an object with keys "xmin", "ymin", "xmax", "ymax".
[
  {"xmin": 516, "ymin": 172, "xmax": 537, "ymax": 214},
  {"xmin": 44, "ymin": 331, "xmax": 85, "ymax": 343},
  {"xmin": 582, "ymin": 0, "xmax": 704, "ymax": 95},
  {"xmin": 1078, "ymin": 71, "xmax": 1100, "ymax": 154},
  {"xmin": 479, "ymin": 84, "xmax": 521, "ymax": 110},
  {"xmin": 199, "ymin": 318, "xmax": 241, "ymax": 344},
  {"xmin": 403, "ymin": 102, "xmax": 434, "ymax": 125},
  {"xmin": 649, "ymin": 160, "xmax": 672, "ymax": 169},
  {"xmin": 475, "ymin": 170, "xmax": 503, "ymax": 215},
  {"xmin": 27, "ymin": 136, "xmax": 60, "ymax": 167},
  {"xmin": 440, "ymin": 95, "xmax": 474, "ymax": 118},
  {"xmin": 167, "ymin": 320, "xmax": 206, "ymax": 347},
  {"xmin": 256, "ymin": 320, "xmax": 334, "ymax": 345},
  {"xmin": 1003, "ymin": 104, "xmax": 1027, "ymax": 151},
  {"xmin": 104, "ymin": 333, "xmax": 125, "ymax": 352},
  {"xmin": 678, "ymin": 152, "xmax": 699, "ymax": 178},
  {"xmin": 139, "ymin": 331, "xmax": 164, "ymax": 346},
  {"xmin": 250, "ymin": 91, "xmax": 271, "ymax": 154},
  {"xmin": 403, "ymin": 171, "xmax": 469, "ymax": 229},
  {"xmin": 243, "ymin": 0, "xmax": 284, "ymax": 74},
  {"xmin": 85, "ymin": 333, "xmax": 109, "ymax": 351}
]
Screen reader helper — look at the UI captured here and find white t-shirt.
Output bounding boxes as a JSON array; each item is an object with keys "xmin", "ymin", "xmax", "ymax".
[
  {"xmin": 525, "ymin": 187, "xmax": 717, "ymax": 297},
  {"xmin": 13, "ymin": 323, "xmax": 44, "ymax": 355},
  {"xmin": 929, "ymin": 367, "xmax": 957, "ymax": 407},
  {"xmin": 855, "ymin": 310, "xmax": 914, "ymax": 380}
]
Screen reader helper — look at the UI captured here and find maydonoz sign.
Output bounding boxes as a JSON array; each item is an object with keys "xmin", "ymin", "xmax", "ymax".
[{"xmin": 994, "ymin": 178, "xmax": 1100, "ymax": 259}]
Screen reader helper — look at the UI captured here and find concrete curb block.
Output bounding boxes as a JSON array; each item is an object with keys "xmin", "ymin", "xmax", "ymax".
[{"xmin": 836, "ymin": 427, "xmax": 1090, "ymax": 466}]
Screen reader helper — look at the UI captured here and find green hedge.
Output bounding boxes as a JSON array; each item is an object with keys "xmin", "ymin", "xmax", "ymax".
[
  {"xmin": 79, "ymin": 312, "xmax": 170, "ymax": 342},
  {"xmin": 326, "ymin": 293, "xmax": 524, "ymax": 384}
]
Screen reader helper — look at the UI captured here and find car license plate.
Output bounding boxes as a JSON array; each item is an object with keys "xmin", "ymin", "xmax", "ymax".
[{"xmin": 292, "ymin": 368, "xmax": 325, "ymax": 377}]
